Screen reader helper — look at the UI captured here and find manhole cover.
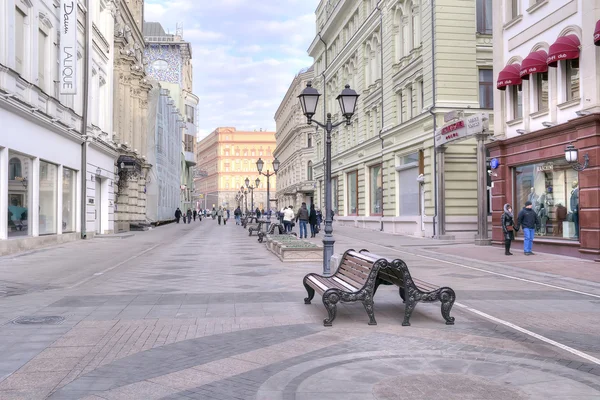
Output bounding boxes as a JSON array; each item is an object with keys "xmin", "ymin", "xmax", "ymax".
[{"xmin": 12, "ymin": 316, "xmax": 65, "ymax": 325}]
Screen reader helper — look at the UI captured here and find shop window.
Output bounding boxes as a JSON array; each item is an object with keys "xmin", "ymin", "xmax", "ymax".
[
  {"xmin": 8, "ymin": 152, "xmax": 31, "ymax": 237},
  {"xmin": 535, "ymin": 72, "xmax": 549, "ymax": 111},
  {"xmin": 370, "ymin": 164, "xmax": 383, "ymax": 216},
  {"xmin": 398, "ymin": 153, "xmax": 419, "ymax": 216},
  {"xmin": 565, "ymin": 59, "xmax": 580, "ymax": 102},
  {"xmin": 511, "ymin": 85, "xmax": 523, "ymax": 120},
  {"xmin": 347, "ymin": 171, "xmax": 358, "ymax": 216},
  {"xmin": 62, "ymin": 168, "xmax": 76, "ymax": 232},
  {"xmin": 514, "ymin": 159, "xmax": 579, "ymax": 240},
  {"xmin": 479, "ymin": 69, "xmax": 493, "ymax": 109},
  {"xmin": 476, "ymin": 0, "xmax": 493, "ymax": 35}
]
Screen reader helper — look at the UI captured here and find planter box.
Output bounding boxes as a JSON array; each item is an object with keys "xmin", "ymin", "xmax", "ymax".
[{"xmin": 266, "ymin": 235, "xmax": 322, "ymax": 262}]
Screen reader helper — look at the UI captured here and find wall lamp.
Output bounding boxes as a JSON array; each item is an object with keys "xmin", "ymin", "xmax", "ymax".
[
  {"xmin": 542, "ymin": 121, "xmax": 556, "ymax": 128},
  {"xmin": 565, "ymin": 143, "xmax": 589, "ymax": 171},
  {"xmin": 516, "ymin": 129, "xmax": 527, "ymax": 135}
]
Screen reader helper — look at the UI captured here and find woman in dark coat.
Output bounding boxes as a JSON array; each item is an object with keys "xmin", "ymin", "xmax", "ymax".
[
  {"xmin": 309, "ymin": 204, "xmax": 318, "ymax": 237},
  {"xmin": 501, "ymin": 203, "xmax": 517, "ymax": 255}
]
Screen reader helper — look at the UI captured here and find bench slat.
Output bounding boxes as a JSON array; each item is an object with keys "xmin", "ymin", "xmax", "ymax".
[
  {"xmin": 346, "ymin": 255, "xmax": 376, "ymax": 270},
  {"xmin": 338, "ymin": 264, "xmax": 369, "ymax": 283},
  {"xmin": 333, "ymin": 274, "xmax": 362, "ymax": 291},
  {"xmin": 310, "ymin": 275, "xmax": 354, "ymax": 293},
  {"xmin": 332, "ymin": 276, "xmax": 359, "ymax": 292},
  {"xmin": 343, "ymin": 259, "xmax": 372, "ymax": 277},
  {"xmin": 307, "ymin": 276, "xmax": 329, "ymax": 293}
]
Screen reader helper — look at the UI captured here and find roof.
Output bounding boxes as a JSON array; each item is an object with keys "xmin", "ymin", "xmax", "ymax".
[{"xmin": 143, "ymin": 22, "xmax": 168, "ymax": 37}]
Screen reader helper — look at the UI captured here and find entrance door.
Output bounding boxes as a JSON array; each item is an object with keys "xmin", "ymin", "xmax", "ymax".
[
  {"xmin": 95, "ymin": 177, "xmax": 102, "ymax": 234},
  {"xmin": 420, "ymin": 183, "xmax": 425, "ymax": 231}
]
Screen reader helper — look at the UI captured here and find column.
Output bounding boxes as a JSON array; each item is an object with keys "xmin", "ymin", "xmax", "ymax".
[
  {"xmin": 0, "ymin": 147, "xmax": 8, "ymax": 240},
  {"xmin": 436, "ymin": 146, "xmax": 447, "ymax": 237},
  {"xmin": 57, "ymin": 165, "xmax": 63, "ymax": 235},
  {"xmin": 31, "ymin": 157, "xmax": 40, "ymax": 237},
  {"xmin": 475, "ymin": 131, "xmax": 491, "ymax": 245}
]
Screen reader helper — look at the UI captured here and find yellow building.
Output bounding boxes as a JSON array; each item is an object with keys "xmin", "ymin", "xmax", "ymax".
[{"xmin": 195, "ymin": 128, "xmax": 277, "ymax": 212}]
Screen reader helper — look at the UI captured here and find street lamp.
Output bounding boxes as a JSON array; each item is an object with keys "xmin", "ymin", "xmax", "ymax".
[
  {"xmin": 245, "ymin": 177, "xmax": 260, "ymax": 213},
  {"xmin": 257, "ymin": 156, "xmax": 279, "ymax": 230},
  {"xmin": 565, "ymin": 143, "xmax": 589, "ymax": 171},
  {"xmin": 298, "ymin": 81, "xmax": 359, "ymax": 275}
]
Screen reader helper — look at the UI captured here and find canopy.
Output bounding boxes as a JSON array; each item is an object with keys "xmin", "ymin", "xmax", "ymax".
[
  {"xmin": 497, "ymin": 64, "xmax": 522, "ymax": 90},
  {"xmin": 520, "ymin": 50, "xmax": 548, "ymax": 79},
  {"xmin": 547, "ymin": 34, "xmax": 580, "ymax": 67},
  {"xmin": 595, "ymin": 20, "xmax": 600, "ymax": 46}
]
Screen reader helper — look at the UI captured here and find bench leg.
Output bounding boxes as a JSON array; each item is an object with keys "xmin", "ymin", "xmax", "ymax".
[
  {"xmin": 303, "ymin": 281, "xmax": 315, "ymax": 304},
  {"xmin": 362, "ymin": 298, "xmax": 377, "ymax": 326},
  {"xmin": 439, "ymin": 287, "xmax": 456, "ymax": 325},
  {"xmin": 399, "ymin": 287, "xmax": 406, "ymax": 303},
  {"xmin": 402, "ymin": 294, "xmax": 417, "ymax": 327},
  {"xmin": 322, "ymin": 292, "xmax": 339, "ymax": 327}
]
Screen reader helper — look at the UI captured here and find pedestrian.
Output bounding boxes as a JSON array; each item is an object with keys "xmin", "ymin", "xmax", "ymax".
[
  {"xmin": 234, "ymin": 206, "xmax": 242, "ymax": 225},
  {"xmin": 316, "ymin": 209, "xmax": 323, "ymax": 227},
  {"xmin": 193, "ymin": 209, "xmax": 197, "ymax": 221},
  {"xmin": 175, "ymin": 207, "xmax": 182, "ymax": 223},
  {"xmin": 217, "ymin": 206, "xmax": 223, "ymax": 225},
  {"xmin": 501, "ymin": 203, "xmax": 518, "ymax": 256},
  {"xmin": 283, "ymin": 206, "xmax": 295, "ymax": 233},
  {"xmin": 295, "ymin": 202, "xmax": 309, "ymax": 239},
  {"xmin": 225, "ymin": 208, "xmax": 230, "ymax": 225},
  {"xmin": 256, "ymin": 207, "xmax": 261, "ymax": 219},
  {"xmin": 186, "ymin": 209, "xmax": 192, "ymax": 224},
  {"xmin": 280, "ymin": 206, "xmax": 286, "ymax": 224},
  {"xmin": 309, "ymin": 204, "xmax": 318, "ymax": 238},
  {"xmin": 517, "ymin": 200, "xmax": 541, "ymax": 255},
  {"xmin": 212, "ymin": 207, "xmax": 216, "ymax": 220}
]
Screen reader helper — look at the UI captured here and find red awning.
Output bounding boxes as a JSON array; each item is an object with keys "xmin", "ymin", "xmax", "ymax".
[
  {"xmin": 497, "ymin": 64, "xmax": 522, "ymax": 90},
  {"xmin": 595, "ymin": 20, "xmax": 600, "ymax": 46},
  {"xmin": 547, "ymin": 34, "xmax": 580, "ymax": 67},
  {"xmin": 520, "ymin": 50, "xmax": 548, "ymax": 79}
]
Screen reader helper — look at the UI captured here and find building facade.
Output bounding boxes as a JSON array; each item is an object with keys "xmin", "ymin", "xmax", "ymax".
[
  {"xmin": 274, "ymin": 66, "xmax": 318, "ymax": 210},
  {"xmin": 195, "ymin": 128, "xmax": 277, "ymax": 212},
  {"xmin": 488, "ymin": 0, "xmax": 600, "ymax": 259},
  {"xmin": 0, "ymin": 0, "xmax": 117, "ymax": 255},
  {"xmin": 308, "ymin": 0, "xmax": 493, "ymax": 239},
  {"xmin": 144, "ymin": 22, "xmax": 199, "ymax": 213},
  {"xmin": 145, "ymin": 85, "xmax": 182, "ymax": 223}
]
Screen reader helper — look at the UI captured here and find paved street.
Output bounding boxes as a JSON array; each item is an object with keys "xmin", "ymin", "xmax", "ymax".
[{"xmin": 0, "ymin": 219, "xmax": 600, "ymax": 399}]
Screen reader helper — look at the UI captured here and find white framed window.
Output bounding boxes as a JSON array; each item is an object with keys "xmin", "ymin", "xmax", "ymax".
[
  {"xmin": 511, "ymin": 85, "xmax": 523, "ymax": 119},
  {"xmin": 38, "ymin": 29, "xmax": 47, "ymax": 90},
  {"xmin": 535, "ymin": 72, "xmax": 548, "ymax": 111},
  {"xmin": 511, "ymin": 0, "xmax": 519, "ymax": 19},
  {"xmin": 565, "ymin": 59, "xmax": 580, "ymax": 102},
  {"xmin": 15, "ymin": 6, "xmax": 27, "ymax": 75},
  {"xmin": 407, "ymin": 85, "xmax": 413, "ymax": 119}
]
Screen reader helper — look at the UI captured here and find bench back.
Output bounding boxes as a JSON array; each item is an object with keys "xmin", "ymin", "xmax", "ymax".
[
  {"xmin": 335, "ymin": 250, "xmax": 387, "ymax": 291},
  {"xmin": 359, "ymin": 250, "xmax": 413, "ymax": 288}
]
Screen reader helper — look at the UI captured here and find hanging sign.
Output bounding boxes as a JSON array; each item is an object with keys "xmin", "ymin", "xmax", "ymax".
[
  {"xmin": 435, "ymin": 113, "xmax": 488, "ymax": 147},
  {"xmin": 490, "ymin": 158, "xmax": 499, "ymax": 170},
  {"xmin": 59, "ymin": 0, "xmax": 77, "ymax": 94}
]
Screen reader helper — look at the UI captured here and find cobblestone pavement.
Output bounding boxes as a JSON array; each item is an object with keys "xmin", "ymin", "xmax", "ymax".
[{"xmin": 0, "ymin": 219, "xmax": 599, "ymax": 399}]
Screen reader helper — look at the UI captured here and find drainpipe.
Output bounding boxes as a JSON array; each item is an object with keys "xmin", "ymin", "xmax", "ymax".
[
  {"xmin": 376, "ymin": 1, "xmax": 385, "ymax": 231},
  {"xmin": 80, "ymin": 0, "xmax": 91, "ymax": 239},
  {"xmin": 429, "ymin": 0, "xmax": 437, "ymax": 238}
]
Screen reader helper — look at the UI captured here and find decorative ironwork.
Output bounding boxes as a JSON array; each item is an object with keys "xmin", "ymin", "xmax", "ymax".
[
  {"xmin": 248, "ymin": 220, "xmax": 265, "ymax": 236},
  {"xmin": 302, "ymin": 249, "xmax": 388, "ymax": 327}
]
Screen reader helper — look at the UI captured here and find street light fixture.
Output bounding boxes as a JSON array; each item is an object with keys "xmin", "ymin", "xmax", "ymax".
[
  {"xmin": 298, "ymin": 81, "xmax": 359, "ymax": 275},
  {"xmin": 565, "ymin": 143, "xmax": 589, "ymax": 171},
  {"xmin": 256, "ymin": 156, "xmax": 280, "ymax": 231}
]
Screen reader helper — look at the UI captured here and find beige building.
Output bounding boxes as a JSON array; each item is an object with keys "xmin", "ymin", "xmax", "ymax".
[
  {"xmin": 195, "ymin": 128, "xmax": 277, "ymax": 212},
  {"xmin": 112, "ymin": 0, "xmax": 153, "ymax": 231},
  {"xmin": 308, "ymin": 0, "xmax": 494, "ymax": 239},
  {"xmin": 274, "ymin": 66, "xmax": 318, "ymax": 210}
]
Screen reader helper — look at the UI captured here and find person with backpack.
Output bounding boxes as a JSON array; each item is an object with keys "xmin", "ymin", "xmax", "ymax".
[
  {"xmin": 309, "ymin": 204, "xmax": 318, "ymax": 237},
  {"xmin": 174, "ymin": 208, "xmax": 182, "ymax": 223}
]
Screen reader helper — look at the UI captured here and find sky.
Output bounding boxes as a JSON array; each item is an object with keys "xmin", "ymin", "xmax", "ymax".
[{"xmin": 145, "ymin": 0, "xmax": 320, "ymax": 140}]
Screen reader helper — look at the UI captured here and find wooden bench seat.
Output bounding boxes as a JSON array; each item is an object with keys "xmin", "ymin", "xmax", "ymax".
[
  {"xmin": 359, "ymin": 250, "xmax": 456, "ymax": 326},
  {"xmin": 303, "ymin": 249, "xmax": 388, "ymax": 326}
]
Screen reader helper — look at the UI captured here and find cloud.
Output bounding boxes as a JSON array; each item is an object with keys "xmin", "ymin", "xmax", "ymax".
[{"xmin": 146, "ymin": 0, "xmax": 319, "ymax": 139}]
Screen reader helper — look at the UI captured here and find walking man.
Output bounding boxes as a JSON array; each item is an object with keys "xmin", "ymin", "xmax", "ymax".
[
  {"xmin": 217, "ymin": 207, "xmax": 223, "ymax": 225},
  {"xmin": 309, "ymin": 204, "xmax": 318, "ymax": 238},
  {"xmin": 193, "ymin": 209, "xmax": 197, "ymax": 221},
  {"xmin": 175, "ymin": 208, "xmax": 182, "ymax": 223},
  {"xmin": 517, "ymin": 200, "xmax": 541, "ymax": 255},
  {"xmin": 186, "ymin": 209, "xmax": 192, "ymax": 224},
  {"xmin": 283, "ymin": 206, "xmax": 295, "ymax": 233},
  {"xmin": 295, "ymin": 202, "xmax": 309, "ymax": 239},
  {"xmin": 234, "ymin": 206, "xmax": 242, "ymax": 225}
]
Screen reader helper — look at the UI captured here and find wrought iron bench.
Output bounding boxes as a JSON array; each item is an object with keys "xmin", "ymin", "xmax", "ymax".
[
  {"xmin": 248, "ymin": 220, "xmax": 265, "ymax": 236},
  {"xmin": 258, "ymin": 222, "xmax": 297, "ymax": 243},
  {"xmin": 303, "ymin": 249, "xmax": 388, "ymax": 327},
  {"xmin": 359, "ymin": 250, "xmax": 456, "ymax": 326},
  {"xmin": 242, "ymin": 215, "xmax": 258, "ymax": 229}
]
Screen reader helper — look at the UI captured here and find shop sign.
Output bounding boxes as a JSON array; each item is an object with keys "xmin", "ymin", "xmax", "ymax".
[
  {"xmin": 536, "ymin": 164, "xmax": 554, "ymax": 172},
  {"xmin": 59, "ymin": 0, "xmax": 77, "ymax": 95},
  {"xmin": 490, "ymin": 158, "xmax": 499, "ymax": 170},
  {"xmin": 435, "ymin": 113, "xmax": 488, "ymax": 147}
]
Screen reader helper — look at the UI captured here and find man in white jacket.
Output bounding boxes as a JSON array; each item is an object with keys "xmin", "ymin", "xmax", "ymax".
[{"xmin": 283, "ymin": 206, "xmax": 295, "ymax": 233}]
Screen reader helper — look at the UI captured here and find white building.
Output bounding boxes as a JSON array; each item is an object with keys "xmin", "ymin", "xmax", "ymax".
[
  {"xmin": 274, "ymin": 66, "xmax": 317, "ymax": 210},
  {"xmin": 489, "ymin": 0, "xmax": 600, "ymax": 258},
  {"xmin": 0, "ymin": 0, "xmax": 117, "ymax": 255}
]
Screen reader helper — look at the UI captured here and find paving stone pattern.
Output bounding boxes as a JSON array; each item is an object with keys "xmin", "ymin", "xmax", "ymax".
[{"xmin": 0, "ymin": 220, "xmax": 599, "ymax": 399}]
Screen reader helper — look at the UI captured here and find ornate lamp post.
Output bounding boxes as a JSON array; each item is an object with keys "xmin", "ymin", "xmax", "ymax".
[
  {"xmin": 298, "ymin": 82, "xmax": 359, "ymax": 275},
  {"xmin": 245, "ymin": 177, "xmax": 260, "ymax": 213},
  {"xmin": 565, "ymin": 143, "xmax": 589, "ymax": 171},
  {"xmin": 256, "ymin": 156, "xmax": 280, "ymax": 230}
]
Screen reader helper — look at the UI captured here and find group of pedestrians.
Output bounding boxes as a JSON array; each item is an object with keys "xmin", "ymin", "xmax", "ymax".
[
  {"xmin": 278, "ymin": 203, "xmax": 322, "ymax": 238},
  {"xmin": 501, "ymin": 200, "xmax": 541, "ymax": 256},
  {"xmin": 174, "ymin": 206, "xmax": 232, "ymax": 225},
  {"xmin": 174, "ymin": 208, "xmax": 201, "ymax": 224}
]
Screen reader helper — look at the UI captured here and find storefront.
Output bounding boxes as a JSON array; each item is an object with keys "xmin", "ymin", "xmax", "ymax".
[{"xmin": 487, "ymin": 114, "xmax": 600, "ymax": 259}]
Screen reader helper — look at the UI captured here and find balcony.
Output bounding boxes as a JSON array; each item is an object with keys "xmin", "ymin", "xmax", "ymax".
[{"xmin": 185, "ymin": 151, "xmax": 196, "ymax": 166}]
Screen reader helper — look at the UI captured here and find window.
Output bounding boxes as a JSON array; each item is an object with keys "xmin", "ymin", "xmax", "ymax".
[
  {"xmin": 9, "ymin": 158, "xmax": 22, "ymax": 180},
  {"xmin": 39, "ymin": 161, "xmax": 57, "ymax": 235},
  {"xmin": 347, "ymin": 171, "xmax": 358, "ymax": 215},
  {"xmin": 185, "ymin": 105, "xmax": 195, "ymax": 124},
  {"xmin": 511, "ymin": 85, "xmax": 523, "ymax": 119},
  {"xmin": 398, "ymin": 153, "xmax": 419, "ymax": 216},
  {"xmin": 152, "ymin": 60, "xmax": 169, "ymax": 71},
  {"xmin": 370, "ymin": 164, "xmax": 383, "ymax": 215},
  {"xmin": 8, "ymin": 153, "xmax": 31, "ymax": 237},
  {"xmin": 307, "ymin": 161, "xmax": 313, "ymax": 181},
  {"xmin": 38, "ymin": 29, "xmax": 47, "ymax": 89},
  {"xmin": 476, "ymin": 0, "xmax": 493, "ymax": 34},
  {"xmin": 535, "ymin": 72, "xmax": 549, "ymax": 111},
  {"xmin": 15, "ymin": 7, "xmax": 26, "ymax": 75},
  {"xmin": 479, "ymin": 69, "xmax": 493, "ymax": 109},
  {"xmin": 565, "ymin": 59, "xmax": 580, "ymax": 101},
  {"xmin": 397, "ymin": 91, "xmax": 403, "ymax": 123},
  {"xmin": 308, "ymin": 134, "xmax": 312, "ymax": 148},
  {"xmin": 62, "ymin": 168, "xmax": 76, "ymax": 232},
  {"xmin": 511, "ymin": 0, "xmax": 519, "ymax": 19},
  {"xmin": 514, "ymin": 159, "xmax": 579, "ymax": 240},
  {"xmin": 407, "ymin": 86, "xmax": 413, "ymax": 119}
]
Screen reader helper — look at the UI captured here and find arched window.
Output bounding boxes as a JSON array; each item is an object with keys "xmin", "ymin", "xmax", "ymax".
[
  {"xmin": 9, "ymin": 158, "xmax": 22, "ymax": 180},
  {"xmin": 307, "ymin": 161, "xmax": 313, "ymax": 181}
]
